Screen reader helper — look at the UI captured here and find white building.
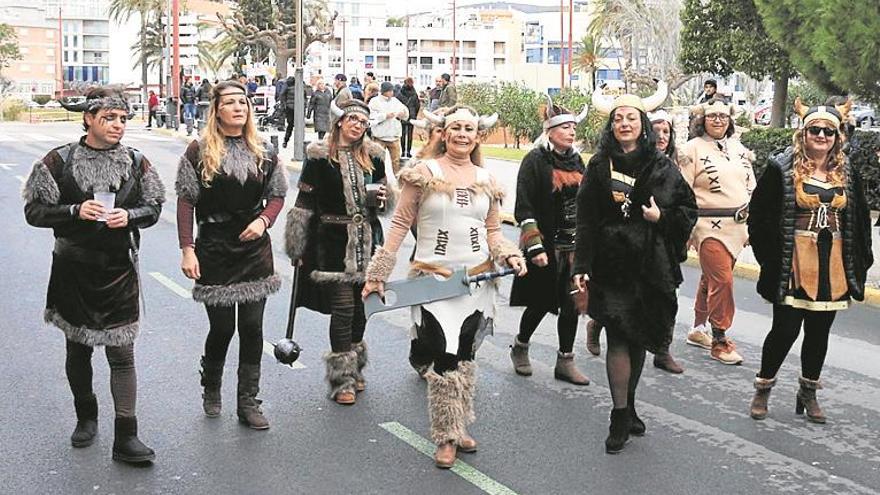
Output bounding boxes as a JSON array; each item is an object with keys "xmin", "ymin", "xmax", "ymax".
[{"xmin": 44, "ymin": 0, "xmax": 111, "ymax": 86}]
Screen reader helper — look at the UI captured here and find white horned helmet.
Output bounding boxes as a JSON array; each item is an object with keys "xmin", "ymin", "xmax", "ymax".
[
  {"xmin": 421, "ymin": 106, "xmax": 499, "ymax": 131},
  {"xmin": 542, "ymin": 94, "xmax": 589, "ymax": 130},
  {"xmin": 591, "ymin": 80, "xmax": 668, "ymax": 116}
]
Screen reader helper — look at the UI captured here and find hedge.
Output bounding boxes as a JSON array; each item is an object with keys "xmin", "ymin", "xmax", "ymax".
[{"xmin": 740, "ymin": 128, "xmax": 880, "ymax": 210}]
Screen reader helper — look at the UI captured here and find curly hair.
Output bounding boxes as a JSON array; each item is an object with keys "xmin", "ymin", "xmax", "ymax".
[{"xmin": 791, "ymin": 124, "xmax": 847, "ymax": 190}]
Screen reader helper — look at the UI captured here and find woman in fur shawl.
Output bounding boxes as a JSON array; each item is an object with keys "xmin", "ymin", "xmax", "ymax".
[
  {"xmin": 508, "ymin": 97, "xmax": 590, "ymax": 385},
  {"xmin": 284, "ymin": 99, "xmax": 390, "ymax": 406},
  {"xmin": 573, "ymin": 84, "xmax": 697, "ymax": 454},
  {"xmin": 362, "ymin": 106, "xmax": 527, "ymax": 469},
  {"xmin": 176, "ymin": 81, "xmax": 288, "ymax": 430}
]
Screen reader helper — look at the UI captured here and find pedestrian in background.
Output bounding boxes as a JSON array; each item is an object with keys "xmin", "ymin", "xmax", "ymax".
[
  {"xmin": 509, "ymin": 96, "xmax": 590, "ymax": 385},
  {"xmin": 285, "ymin": 99, "xmax": 389, "ymax": 406},
  {"xmin": 281, "ymin": 76, "xmax": 297, "ymax": 148},
  {"xmin": 398, "ymin": 77, "xmax": 420, "ymax": 159},
  {"xmin": 747, "ymin": 98, "xmax": 873, "ymax": 423},
  {"xmin": 680, "ymin": 98, "xmax": 754, "ymax": 365},
  {"xmin": 429, "ymin": 79, "xmax": 442, "ymax": 111},
  {"xmin": 307, "ymin": 79, "xmax": 332, "ymax": 140},
  {"xmin": 369, "ymin": 81, "xmax": 408, "ymax": 174},
  {"xmin": 175, "ymin": 81, "xmax": 288, "ymax": 430},
  {"xmin": 438, "ymin": 73, "xmax": 457, "ymax": 108},
  {"xmin": 182, "ymin": 79, "xmax": 197, "ymax": 136},
  {"xmin": 364, "ymin": 81, "xmax": 380, "ymax": 105},
  {"xmin": 146, "ymin": 90, "xmax": 159, "ymax": 128},
  {"xmin": 24, "ymin": 86, "xmax": 166, "ymax": 464},
  {"xmin": 195, "ymin": 79, "xmax": 212, "ymax": 122},
  {"xmin": 573, "ymin": 83, "xmax": 696, "ymax": 454},
  {"xmin": 349, "ymin": 77, "xmax": 364, "ymax": 101}
]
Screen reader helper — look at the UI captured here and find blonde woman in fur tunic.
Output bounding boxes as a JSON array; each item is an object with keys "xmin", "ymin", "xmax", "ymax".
[
  {"xmin": 175, "ymin": 81, "xmax": 288, "ymax": 430},
  {"xmin": 23, "ymin": 87, "xmax": 165, "ymax": 464},
  {"xmin": 363, "ymin": 106, "xmax": 527, "ymax": 469},
  {"xmin": 284, "ymin": 99, "xmax": 390, "ymax": 406}
]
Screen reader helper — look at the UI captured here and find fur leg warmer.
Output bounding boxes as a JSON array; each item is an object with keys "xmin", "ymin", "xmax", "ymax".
[
  {"xmin": 366, "ymin": 246, "xmax": 397, "ymax": 282},
  {"xmin": 352, "ymin": 341, "xmax": 368, "ymax": 377},
  {"xmin": 426, "ymin": 361, "xmax": 477, "ymax": 445},
  {"xmin": 323, "ymin": 351, "xmax": 359, "ymax": 398}
]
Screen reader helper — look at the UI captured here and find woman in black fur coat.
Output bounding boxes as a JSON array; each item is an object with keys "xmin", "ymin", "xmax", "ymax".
[{"xmin": 572, "ymin": 83, "xmax": 697, "ymax": 454}]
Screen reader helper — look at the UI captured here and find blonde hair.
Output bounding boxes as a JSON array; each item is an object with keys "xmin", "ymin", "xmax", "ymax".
[
  {"xmin": 327, "ymin": 115, "xmax": 374, "ymax": 173},
  {"xmin": 791, "ymin": 121, "xmax": 847, "ymax": 190},
  {"xmin": 435, "ymin": 105, "xmax": 485, "ymax": 166},
  {"xmin": 200, "ymin": 81, "xmax": 265, "ymax": 184}
]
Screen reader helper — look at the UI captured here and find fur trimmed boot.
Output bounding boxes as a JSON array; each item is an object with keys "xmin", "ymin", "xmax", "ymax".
[
  {"xmin": 605, "ymin": 408, "xmax": 632, "ymax": 454},
  {"xmin": 112, "ymin": 416, "xmax": 155, "ymax": 464},
  {"xmin": 71, "ymin": 394, "xmax": 98, "ymax": 448},
  {"xmin": 457, "ymin": 362, "xmax": 478, "ymax": 454},
  {"xmin": 352, "ymin": 341, "xmax": 368, "ymax": 393},
  {"xmin": 237, "ymin": 364, "xmax": 269, "ymax": 430},
  {"xmin": 586, "ymin": 319, "xmax": 602, "ymax": 356},
  {"xmin": 749, "ymin": 376, "xmax": 776, "ymax": 420},
  {"xmin": 426, "ymin": 363, "xmax": 473, "ymax": 468},
  {"xmin": 324, "ymin": 351, "xmax": 359, "ymax": 405},
  {"xmin": 796, "ymin": 376, "xmax": 826, "ymax": 424},
  {"xmin": 200, "ymin": 356, "xmax": 224, "ymax": 418},
  {"xmin": 554, "ymin": 351, "xmax": 590, "ymax": 385},
  {"xmin": 509, "ymin": 336, "xmax": 532, "ymax": 376}
]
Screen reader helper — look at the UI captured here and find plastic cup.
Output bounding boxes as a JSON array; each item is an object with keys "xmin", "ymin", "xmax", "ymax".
[
  {"xmin": 94, "ymin": 191, "xmax": 116, "ymax": 222},
  {"xmin": 365, "ymin": 183, "xmax": 384, "ymax": 211}
]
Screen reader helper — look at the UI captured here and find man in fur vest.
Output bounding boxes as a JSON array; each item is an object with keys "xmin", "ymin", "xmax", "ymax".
[
  {"xmin": 23, "ymin": 86, "xmax": 165, "ymax": 464},
  {"xmin": 679, "ymin": 98, "xmax": 754, "ymax": 365}
]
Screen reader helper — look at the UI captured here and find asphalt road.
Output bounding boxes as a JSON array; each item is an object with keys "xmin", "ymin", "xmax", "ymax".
[{"xmin": 1, "ymin": 121, "xmax": 879, "ymax": 495}]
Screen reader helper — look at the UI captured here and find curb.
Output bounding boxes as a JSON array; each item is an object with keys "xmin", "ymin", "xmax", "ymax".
[{"xmin": 684, "ymin": 251, "xmax": 880, "ymax": 309}]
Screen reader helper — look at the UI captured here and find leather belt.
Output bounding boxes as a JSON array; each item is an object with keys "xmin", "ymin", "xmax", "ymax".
[
  {"xmin": 54, "ymin": 238, "xmax": 128, "ymax": 265},
  {"xmin": 410, "ymin": 258, "xmax": 493, "ymax": 278},
  {"xmin": 321, "ymin": 213, "xmax": 369, "ymax": 225},
  {"xmin": 698, "ymin": 204, "xmax": 749, "ymax": 223}
]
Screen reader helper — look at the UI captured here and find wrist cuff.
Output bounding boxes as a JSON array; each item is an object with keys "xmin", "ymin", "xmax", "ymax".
[{"xmin": 366, "ymin": 246, "xmax": 397, "ymax": 282}]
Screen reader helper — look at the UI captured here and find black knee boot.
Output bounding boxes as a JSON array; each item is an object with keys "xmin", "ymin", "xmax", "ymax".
[
  {"xmin": 112, "ymin": 416, "xmax": 155, "ymax": 464},
  {"xmin": 71, "ymin": 394, "xmax": 98, "ymax": 447}
]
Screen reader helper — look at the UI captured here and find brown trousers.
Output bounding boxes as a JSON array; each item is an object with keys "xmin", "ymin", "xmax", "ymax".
[
  {"xmin": 376, "ymin": 139, "xmax": 402, "ymax": 175},
  {"xmin": 693, "ymin": 238, "xmax": 736, "ymax": 331}
]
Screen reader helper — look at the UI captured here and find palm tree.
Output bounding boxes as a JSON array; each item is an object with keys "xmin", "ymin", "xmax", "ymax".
[
  {"xmin": 571, "ymin": 34, "xmax": 602, "ymax": 90},
  {"xmin": 108, "ymin": 0, "xmax": 165, "ymax": 102}
]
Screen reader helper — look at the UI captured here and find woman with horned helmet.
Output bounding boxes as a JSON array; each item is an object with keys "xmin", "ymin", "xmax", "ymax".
[
  {"xmin": 285, "ymin": 99, "xmax": 392, "ymax": 406},
  {"xmin": 679, "ymin": 98, "xmax": 755, "ymax": 366},
  {"xmin": 572, "ymin": 82, "xmax": 697, "ymax": 454},
  {"xmin": 363, "ymin": 105, "xmax": 527, "ymax": 468},
  {"xmin": 585, "ymin": 109, "xmax": 687, "ymax": 375},
  {"xmin": 747, "ymin": 98, "xmax": 872, "ymax": 423},
  {"xmin": 508, "ymin": 96, "xmax": 591, "ymax": 385},
  {"xmin": 176, "ymin": 80, "xmax": 288, "ymax": 429}
]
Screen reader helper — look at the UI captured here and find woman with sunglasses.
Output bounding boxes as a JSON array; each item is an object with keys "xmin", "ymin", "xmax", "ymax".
[
  {"xmin": 679, "ymin": 98, "xmax": 755, "ymax": 365},
  {"xmin": 747, "ymin": 98, "xmax": 873, "ymax": 423},
  {"xmin": 363, "ymin": 106, "xmax": 526, "ymax": 468},
  {"xmin": 176, "ymin": 81, "xmax": 288, "ymax": 429},
  {"xmin": 285, "ymin": 99, "xmax": 389, "ymax": 406}
]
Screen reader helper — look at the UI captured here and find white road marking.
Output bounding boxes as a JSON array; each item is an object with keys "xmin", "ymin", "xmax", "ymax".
[
  {"xmin": 0, "ymin": 163, "xmax": 18, "ymax": 170},
  {"xmin": 148, "ymin": 271, "xmax": 192, "ymax": 299}
]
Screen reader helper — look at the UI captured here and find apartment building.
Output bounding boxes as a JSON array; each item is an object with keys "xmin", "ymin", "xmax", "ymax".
[{"xmin": 0, "ymin": 1, "xmax": 59, "ymax": 99}]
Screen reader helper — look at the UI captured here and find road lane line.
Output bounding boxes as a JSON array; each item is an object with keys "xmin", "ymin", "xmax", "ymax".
[
  {"xmin": 379, "ymin": 421, "xmax": 519, "ymax": 495},
  {"xmin": 148, "ymin": 271, "xmax": 192, "ymax": 298},
  {"xmin": 261, "ymin": 340, "xmax": 306, "ymax": 369}
]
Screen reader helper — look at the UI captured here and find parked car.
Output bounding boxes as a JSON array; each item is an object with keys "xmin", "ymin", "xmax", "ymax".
[
  {"xmin": 851, "ymin": 105, "xmax": 875, "ymax": 128},
  {"xmin": 43, "ymin": 101, "xmax": 61, "ymax": 108},
  {"xmin": 753, "ymin": 105, "xmax": 771, "ymax": 125}
]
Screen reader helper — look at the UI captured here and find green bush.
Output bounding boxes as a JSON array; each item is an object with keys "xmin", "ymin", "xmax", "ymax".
[
  {"xmin": 0, "ymin": 98, "xmax": 26, "ymax": 121},
  {"xmin": 849, "ymin": 130, "xmax": 880, "ymax": 210},
  {"xmin": 740, "ymin": 127, "xmax": 792, "ymax": 178},
  {"xmin": 33, "ymin": 94, "xmax": 52, "ymax": 105}
]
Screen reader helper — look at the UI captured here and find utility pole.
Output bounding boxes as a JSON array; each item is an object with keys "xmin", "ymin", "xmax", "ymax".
[
  {"xmin": 56, "ymin": 5, "xmax": 63, "ymax": 99},
  {"xmin": 405, "ymin": 12, "xmax": 409, "ymax": 78},
  {"xmin": 568, "ymin": 0, "xmax": 573, "ymax": 85},
  {"xmin": 341, "ymin": 17, "xmax": 347, "ymax": 75},
  {"xmin": 293, "ymin": 0, "xmax": 306, "ymax": 160},
  {"xmin": 559, "ymin": 0, "xmax": 564, "ymax": 89},
  {"xmin": 451, "ymin": 0, "xmax": 457, "ymax": 81}
]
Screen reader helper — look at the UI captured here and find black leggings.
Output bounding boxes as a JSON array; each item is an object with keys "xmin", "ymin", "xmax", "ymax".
[
  {"xmin": 758, "ymin": 304, "xmax": 836, "ymax": 380},
  {"xmin": 605, "ymin": 330, "xmax": 646, "ymax": 409},
  {"xmin": 203, "ymin": 299, "xmax": 267, "ymax": 365},
  {"xmin": 416, "ymin": 308, "xmax": 481, "ymax": 375},
  {"xmin": 517, "ymin": 305, "xmax": 578, "ymax": 353},
  {"xmin": 400, "ymin": 123, "xmax": 415, "ymax": 155},
  {"xmin": 327, "ymin": 283, "xmax": 366, "ymax": 353},
  {"xmin": 284, "ymin": 109, "xmax": 295, "ymax": 143},
  {"xmin": 66, "ymin": 340, "xmax": 137, "ymax": 417}
]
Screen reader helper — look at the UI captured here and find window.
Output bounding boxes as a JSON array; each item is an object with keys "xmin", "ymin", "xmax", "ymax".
[
  {"xmin": 494, "ymin": 41, "xmax": 505, "ymax": 54},
  {"xmin": 63, "ymin": 51, "xmax": 68, "ymax": 62},
  {"xmin": 525, "ymin": 48, "xmax": 543, "ymax": 63},
  {"xmin": 329, "ymin": 38, "xmax": 341, "ymax": 51},
  {"xmin": 494, "ymin": 58, "xmax": 505, "ymax": 70},
  {"xmin": 328, "ymin": 54, "xmax": 342, "ymax": 68},
  {"xmin": 461, "ymin": 40, "xmax": 476, "ymax": 54},
  {"xmin": 407, "ymin": 56, "xmax": 417, "ymax": 65},
  {"xmin": 547, "ymin": 47, "xmax": 562, "ymax": 64},
  {"xmin": 407, "ymin": 39, "xmax": 417, "ymax": 51},
  {"xmin": 376, "ymin": 38, "xmax": 390, "ymax": 52},
  {"xmin": 437, "ymin": 57, "xmax": 446, "ymax": 65},
  {"xmin": 377, "ymin": 56, "xmax": 390, "ymax": 69},
  {"xmin": 73, "ymin": 51, "xmax": 77, "ymax": 62},
  {"xmin": 460, "ymin": 58, "xmax": 476, "ymax": 71},
  {"xmin": 596, "ymin": 69, "xmax": 623, "ymax": 85},
  {"xmin": 63, "ymin": 36, "xmax": 68, "ymax": 48},
  {"xmin": 419, "ymin": 56, "xmax": 432, "ymax": 70},
  {"xmin": 73, "ymin": 35, "xmax": 78, "ymax": 47},
  {"xmin": 359, "ymin": 38, "xmax": 374, "ymax": 51}
]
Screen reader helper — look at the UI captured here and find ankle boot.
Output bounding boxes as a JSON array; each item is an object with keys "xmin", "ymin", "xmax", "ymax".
[
  {"xmin": 749, "ymin": 376, "xmax": 776, "ymax": 420},
  {"xmin": 605, "ymin": 408, "xmax": 632, "ymax": 454},
  {"xmin": 237, "ymin": 364, "xmax": 269, "ymax": 430},
  {"xmin": 509, "ymin": 337, "xmax": 532, "ymax": 376},
  {"xmin": 200, "ymin": 356, "xmax": 224, "ymax": 418},
  {"xmin": 626, "ymin": 388, "xmax": 645, "ymax": 436},
  {"xmin": 325, "ymin": 351, "xmax": 359, "ymax": 405},
  {"xmin": 796, "ymin": 376, "xmax": 826, "ymax": 424},
  {"xmin": 652, "ymin": 350, "xmax": 684, "ymax": 374},
  {"xmin": 353, "ymin": 341, "xmax": 368, "ymax": 393},
  {"xmin": 434, "ymin": 442, "xmax": 457, "ymax": 468},
  {"xmin": 112, "ymin": 416, "xmax": 155, "ymax": 464},
  {"xmin": 586, "ymin": 319, "xmax": 602, "ymax": 356},
  {"xmin": 71, "ymin": 394, "xmax": 98, "ymax": 448},
  {"xmin": 554, "ymin": 351, "xmax": 590, "ymax": 385}
]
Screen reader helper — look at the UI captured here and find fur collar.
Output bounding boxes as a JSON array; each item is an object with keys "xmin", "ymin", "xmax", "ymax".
[{"xmin": 69, "ymin": 143, "xmax": 133, "ymax": 193}]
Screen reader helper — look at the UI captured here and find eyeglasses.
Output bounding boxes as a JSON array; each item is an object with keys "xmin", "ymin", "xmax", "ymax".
[
  {"xmin": 705, "ymin": 113, "xmax": 730, "ymax": 122},
  {"xmin": 346, "ymin": 115, "xmax": 370, "ymax": 128},
  {"xmin": 806, "ymin": 126, "xmax": 838, "ymax": 138}
]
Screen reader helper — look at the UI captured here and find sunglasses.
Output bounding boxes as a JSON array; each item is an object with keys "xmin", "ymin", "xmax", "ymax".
[{"xmin": 806, "ymin": 126, "xmax": 838, "ymax": 138}]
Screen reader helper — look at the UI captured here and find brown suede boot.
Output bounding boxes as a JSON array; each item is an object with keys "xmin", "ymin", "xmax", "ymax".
[
  {"xmin": 586, "ymin": 319, "xmax": 602, "ymax": 356},
  {"xmin": 750, "ymin": 376, "xmax": 776, "ymax": 420},
  {"xmin": 796, "ymin": 376, "xmax": 826, "ymax": 424},
  {"xmin": 200, "ymin": 356, "xmax": 224, "ymax": 418},
  {"xmin": 434, "ymin": 442, "xmax": 457, "ymax": 468},
  {"xmin": 652, "ymin": 350, "xmax": 684, "ymax": 374},
  {"xmin": 237, "ymin": 364, "xmax": 269, "ymax": 430},
  {"xmin": 509, "ymin": 336, "xmax": 532, "ymax": 376},
  {"xmin": 554, "ymin": 351, "xmax": 590, "ymax": 385}
]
